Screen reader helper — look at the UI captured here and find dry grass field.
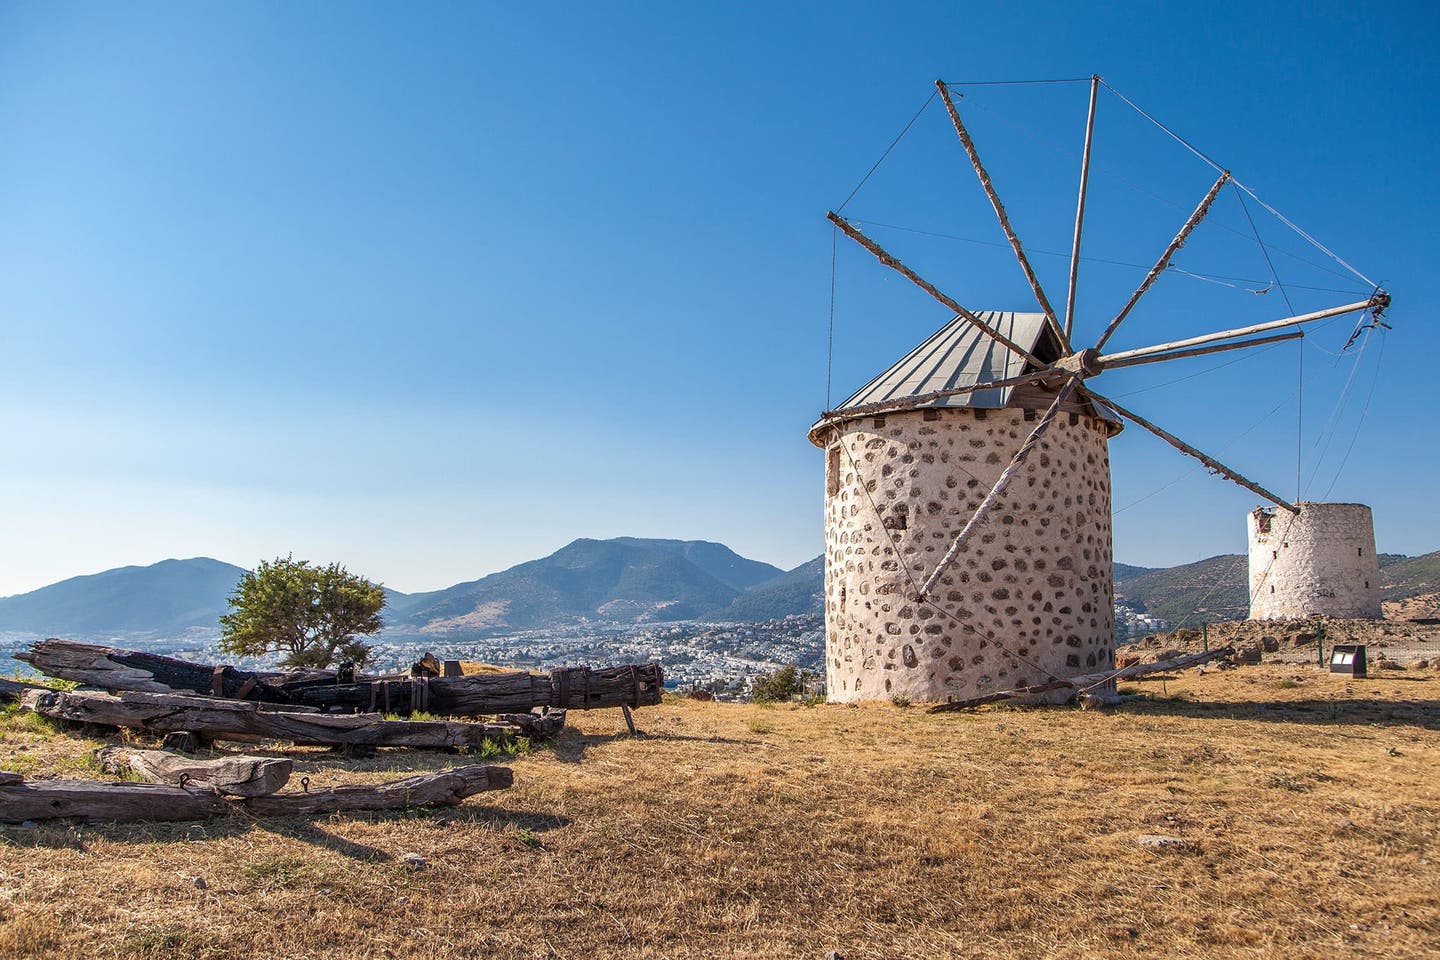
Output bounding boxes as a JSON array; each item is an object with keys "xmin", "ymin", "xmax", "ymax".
[{"xmin": 1, "ymin": 663, "xmax": 1437, "ymax": 959}]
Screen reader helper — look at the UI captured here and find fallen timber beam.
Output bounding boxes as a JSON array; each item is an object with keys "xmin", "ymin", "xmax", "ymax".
[
  {"xmin": 14, "ymin": 640, "xmax": 293, "ymax": 701},
  {"xmin": 94, "ymin": 746, "xmax": 293, "ymax": 797},
  {"xmin": 20, "ymin": 688, "xmax": 535, "ymax": 749},
  {"xmin": 0, "ymin": 676, "xmax": 48, "ymax": 703},
  {"xmin": 18, "ymin": 639, "xmax": 663, "ymax": 716},
  {"xmin": 928, "ymin": 646, "xmax": 1234, "ymax": 713},
  {"xmin": 0, "ymin": 764, "xmax": 512, "ymax": 823}
]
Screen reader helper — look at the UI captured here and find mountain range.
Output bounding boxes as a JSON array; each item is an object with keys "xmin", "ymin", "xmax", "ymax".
[{"xmin": 3, "ymin": 538, "xmax": 1437, "ymax": 640}]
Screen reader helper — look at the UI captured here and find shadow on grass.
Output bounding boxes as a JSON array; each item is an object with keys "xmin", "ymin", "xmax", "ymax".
[
  {"xmin": 252, "ymin": 819, "xmax": 392, "ymax": 862},
  {"xmin": 547, "ymin": 728, "xmax": 760, "ymax": 764},
  {"xmin": 0, "ymin": 796, "xmax": 547, "ymax": 856},
  {"xmin": 1117, "ymin": 695, "xmax": 1440, "ymax": 730}
]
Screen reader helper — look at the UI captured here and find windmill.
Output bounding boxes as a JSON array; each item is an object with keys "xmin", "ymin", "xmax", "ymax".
[{"xmin": 809, "ymin": 78, "xmax": 1389, "ymax": 704}]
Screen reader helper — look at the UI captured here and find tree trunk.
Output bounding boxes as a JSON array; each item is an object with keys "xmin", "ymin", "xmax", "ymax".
[{"xmin": 0, "ymin": 765, "xmax": 512, "ymax": 823}]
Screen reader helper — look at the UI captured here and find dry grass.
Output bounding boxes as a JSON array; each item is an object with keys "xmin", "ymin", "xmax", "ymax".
[{"xmin": 1, "ymin": 664, "xmax": 1437, "ymax": 959}]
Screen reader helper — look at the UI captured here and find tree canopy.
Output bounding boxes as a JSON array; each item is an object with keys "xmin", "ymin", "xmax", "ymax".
[{"xmin": 219, "ymin": 557, "xmax": 385, "ymax": 669}]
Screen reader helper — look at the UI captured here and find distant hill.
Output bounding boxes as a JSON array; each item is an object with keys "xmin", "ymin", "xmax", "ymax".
[
  {"xmin": 1378, "ymin": 550, "xmax": 1440, "ymax": 601},
  {"xmin": 11, "ymin": 543, "xmax": 1438, "ymax": 642},
  {"xmin": 0, "ymin": 558, "xmax": 248, "ymax": 636},
  {"xmin": 0, "ymin": 558, "xmax": 416, "ymax": 639},
  {"xmin": 1113, "ymin": 555, "xmax": 1249, "ymax": 626},
  {"xmin": 1113, "ymin": 562, "xmax": 1158, "ymax": 583},
  {"xmin": 393, "ymin": 538, "xmax": 770, "ymax": 637},
  {"xmin": 608, "ymin": 538, "xmax": 782, "ymax": 591},
  {"xmin": 705, "ymin": 556, "xmax": 824, "ymax": 621}
]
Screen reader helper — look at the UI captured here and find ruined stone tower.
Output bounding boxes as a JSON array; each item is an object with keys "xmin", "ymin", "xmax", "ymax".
[
  {"xmin": 810, "ymin": 312, "xmax": 1122, "ymax": 704},
  {"xmin": 1247, "ymin": 502, "xmax": 1382, "ymax": 620}
]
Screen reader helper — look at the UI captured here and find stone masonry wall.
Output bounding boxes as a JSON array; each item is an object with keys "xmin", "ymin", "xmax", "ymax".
[
  {"xmin": 1248, "ymin": 502, "xmax": 1381, "ymax": 620},
  {"xmin": 821, "ymin": 406, "xmax": 1115, "ymax": 703}
]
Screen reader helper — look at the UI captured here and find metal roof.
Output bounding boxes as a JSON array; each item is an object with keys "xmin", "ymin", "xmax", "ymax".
[{"xmin": 837, "ymin": 311, "xmax": 1051, "ymax": 411}]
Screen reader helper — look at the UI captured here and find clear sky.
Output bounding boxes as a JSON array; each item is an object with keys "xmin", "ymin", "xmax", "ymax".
[{"xmin": 1, "ymin": 1, "xmax": 1435, "ymax": 596}]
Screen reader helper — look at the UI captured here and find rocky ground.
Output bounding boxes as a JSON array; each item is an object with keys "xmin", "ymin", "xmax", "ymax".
[{"xmin": 1121, "ymin": 617, "xmax": 1440, "ymax": 670}]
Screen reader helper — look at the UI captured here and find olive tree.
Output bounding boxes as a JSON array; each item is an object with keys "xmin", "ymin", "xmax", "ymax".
[{"xmin": 219, "ymin": 557, "xmax": 385, "ymax": 669}]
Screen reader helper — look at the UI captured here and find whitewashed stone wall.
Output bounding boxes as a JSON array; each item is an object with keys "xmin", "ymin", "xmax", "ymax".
[
  {"xmin": 820, "ymin": 406, "xmax": 1115, "ymax": 704},
  {"xmin": 1247, "ymin": 502, "xmax": 1381, "ymax": 619}
]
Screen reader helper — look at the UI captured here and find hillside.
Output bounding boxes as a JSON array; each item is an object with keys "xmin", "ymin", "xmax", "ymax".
[
  {"xmin": 2, "ymin": 664, "xmax": 1436, "ymax": 959},
  {"xmin": 0, "ymin": 558, "xmax": 248, "ymax": 635},
  {"xmin": 1379, "ymin": 550, "xmax": 1440, "ymax": 601},
  {"xmin": 1113, "ymin": 554, "xmax": 1249, "ymax": 625},
  {"xmin": 393, "ymin": 538, "xmax": 760, "ymax": 636},
  {"xmin": 704, "ymin": 556, "xmax": 824, "ymax": 621}
]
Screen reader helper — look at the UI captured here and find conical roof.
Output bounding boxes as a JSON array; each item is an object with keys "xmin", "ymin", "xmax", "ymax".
[
  {"xmin": 837, "ymin": 311, "xmax": 1052, "ymax": 411},
  {"xmin": 810, "ymin": 311, "xmax": 1121, "ymax": 445}
]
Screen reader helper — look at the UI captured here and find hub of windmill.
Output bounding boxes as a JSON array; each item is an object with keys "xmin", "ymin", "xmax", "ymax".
[{"xmin": 1054, "ymin": 348, "xmax": 1102, "ymax": 378}]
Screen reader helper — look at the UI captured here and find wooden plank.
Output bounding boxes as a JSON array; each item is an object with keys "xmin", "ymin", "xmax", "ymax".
[
  {"xmin": 14, "ymin": 640, "xmax": 290, "ymax": 701},
  {"xmin": 94, "ymin": 747, "xmax": 293, "ymax": 797},
  {"xmin": 826, "ymin": 212, "xmax": 1045, "ymax": 368},
  {"xmin": 937, "ymin": 80, "xmax": 1066, "ymax": 350},
  {"xmin": 928, "ymin": 646, "xmax": 1233, "ymax": 712},
  {"xmin": 19, "ymin": 640, "xmax": 663, "ymax": 717},
  {"xmin": 1099, "ymin": 330, "xmax": 1302, "ymax": 370},
  {"xmin": 243, "ymin": 764, "xmax": 513, "ymax": 817},
  {"xmin": 1092, "ymin": 171, "xmax": 1231, "ymax": 352},
  {"xmin": 0, "ymin": 676, "xmax": 47, "ymax": 703},
  {"xmin": 1084, "ymin": 388, "xmax": 1299, "ymax": 513},
  {"xmin": 0, "ymin": 779, "xmax": 229, "ymax": 822},
  {"xmin": 0, "ymin": 764, "xmax": 512, "ymax": 823},
  {"xmin": 1063, "ymin": 76, "xmax": 1100, "ymax": 341},
  {"xmin": 21, "ymin": 688, "xmax": 528, "ymax": 749},
  {"xmin": 1097, "ymin": 296, "xmax": 1384, "ymax": 365}
]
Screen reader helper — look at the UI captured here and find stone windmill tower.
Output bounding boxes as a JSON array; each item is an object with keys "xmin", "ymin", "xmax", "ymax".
[
  {"xmin": 811, "ymin": 78, "xmax": 1389, "ymax": 704},
  {"xmin": 1247, "ymin": 502, "xmax": 1382, "ymax": 620}
]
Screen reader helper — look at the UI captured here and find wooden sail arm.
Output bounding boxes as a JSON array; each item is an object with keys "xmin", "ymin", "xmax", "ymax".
[
  {"xmin": 1097, "ymin": 294, "xmax": 1387, "ymax": 365},
  {"xmin": 1063, "ymin": 76, "xmax": 1100, "ymax": 341},
  {"xmin": 1083, "ymin": 387, "xmax": 1299, "ymax": 513},
  {"xmin": 1092, "ymin": 171, "xmax": 1231, "ymax": 352},
  {"xmin": 815, "ymin": 371, "xmax": 1050, "ymax": 425},
  {"xmin": 936, "ymin": 80, "xmax": 1069, "ymax": 353},
  {"xmin": 918, "ymin": 376, "xmax": 1080, "ymax": 598},
  {"xmin": 827, "ymin": 212, "xmax": 1045, "ymax": 368},
  {"xmin": 1098, "ymin": 329, "xmax": 1302, "ymax": 370}
]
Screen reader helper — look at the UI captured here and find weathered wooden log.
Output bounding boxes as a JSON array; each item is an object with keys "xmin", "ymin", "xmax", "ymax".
[
  {"xmin": 498, "ymin": 709, "xmax": 567, "ymax": 740},
  {"xmin": 21, "ymin": 688, "xmax": 530, "ymax": 749},
  {"xmin": 0, "ymin": 778, "xmax": 229, "ymax": 821},
  {"xmin": 0, "ymin": 764, "xmax": 512, "ymax": 822},
  {"xmin": 15, "ymin": 640, "xmax": 292, "ymax": 701},
  {"xmin": 928, "ymin": 646, "xmax": 1234, "ymax": 713},
  {"xmin": 0, "ymin": 676, "xmax": 48, "ymax": 703},
  {"xmin": 297, "ymin": 665, "xmax": 662, "ymax": 716},
  {"xmin": 94, "ymin": 747, "xmax": 293, "ymax": 797},
  {"xmin": 19, "ymin": 640, "xmax": 664, "ymax": 716},
  {"xmin": 243, "ymin": 764, "xmax": 512, "ymax": 816}
]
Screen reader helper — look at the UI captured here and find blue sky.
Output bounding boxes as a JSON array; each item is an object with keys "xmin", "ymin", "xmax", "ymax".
[{"xmin": 1, "ymin": 1, "xmax": 1434, "ymax": 596}]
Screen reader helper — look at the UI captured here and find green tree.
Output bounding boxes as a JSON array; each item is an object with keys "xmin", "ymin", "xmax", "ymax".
[
  {"xmin": 219, "ymin": 557, "xmax": 385, "ymax": 669},
  {"xmin": 752, "ymin": 664, "xmax": 809, "ymax": 703}
]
